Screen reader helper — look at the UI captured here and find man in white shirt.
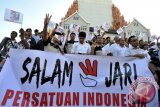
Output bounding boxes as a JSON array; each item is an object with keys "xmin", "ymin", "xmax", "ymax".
[
  {"xmin": 128, "ymin": 36, "xmax": 135, "ymax": 49},
  {"xmin": 110, "ymin": 36, "xmax": 120, "ymax": 56},
  {"xmin": 125, "ymin": 36, "xmax": 148, "ymax": 59},
  {"xmin": 114, "ymin": 38, "xmax": 128, "ymax": 57},
  {"xmin": 71, "ymin": 32, "xmax": 91, "ymax": 54}
]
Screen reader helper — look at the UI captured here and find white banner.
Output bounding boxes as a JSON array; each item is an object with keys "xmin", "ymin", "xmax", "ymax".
[
  {"xmin": 4, "ymin": 8, "xmax": 23, "ymax": 24},
  {"xmin": 0, "ymin": 49, "xmax": 159, "ymax": 107}
]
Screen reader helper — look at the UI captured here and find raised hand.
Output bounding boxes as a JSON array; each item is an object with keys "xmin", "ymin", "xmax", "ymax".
[
  {"xmin": 79, "ymin": 59, "xmax": 97, "ymax": 77},
  {"xmin": 44, "ymin": 14, "xmax": 52, "ymax": 26},
  {"xmin": 43, "ymin": 14, "xmax": 52, "ymax": 41},
  {"xmin": 55, "ymin": 23, "xmax": 58, "ymax": 29}
]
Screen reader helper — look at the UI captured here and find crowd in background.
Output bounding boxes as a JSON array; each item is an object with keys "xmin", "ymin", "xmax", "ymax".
[{"xmin": 0, "ymin": 14, "xmax": 160, "ymax": 88}]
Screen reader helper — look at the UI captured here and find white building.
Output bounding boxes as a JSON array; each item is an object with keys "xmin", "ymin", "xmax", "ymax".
[
  {"xmin": 61, "ymin": 11, "xmax": 90, "ymax": 33},
  {"xmin": 78, "ymin": 0, "xmax": 112, "ymax": 27},
  {"xmin": 120, "ymin": 18, "xmax": 151, "ymax": 41},
  {"xmin": 61, "ymin": 0, "xmax": 113, "ymax": 34}
]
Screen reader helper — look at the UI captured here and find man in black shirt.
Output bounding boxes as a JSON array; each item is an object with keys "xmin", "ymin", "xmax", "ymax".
[
  {"xmin": 42, "ymin": 14, "xmax": 64, "ymax": 53},
  {"xmin": 0, "ymin": 31, "xmax": 19, "ymax": 71},
  {"xmin": 91, "ymin": 35, "xmax": 104, "ymax": 55},
  {"xmin": 64, "ymin": 30, "xmax": 77, "ymax": 53}
]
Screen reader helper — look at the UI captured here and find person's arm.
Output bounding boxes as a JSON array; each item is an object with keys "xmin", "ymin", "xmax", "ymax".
[
  {"xmin": 71, "ymin": 43, "xmax": 76, "ymax": 54},
  {"xmin": 124, "ymin": 41, "xmax": 129, "ymax": 47},
  {"xmin": 102, "ymin": 31, "xmax": 106, "ymax": 37},
  {"xmin": 148, "ymin": 62, "xmax": 159, "ymax": 82},
  {"xmin": 30, "ymin": 38, "xmax": 37, "ymax": 50},
  {"xmin": 21, "ymin": 40, "xmax": 29, "ymax": 49},
  {"xmin": 66, "ymin": 30, "xmax": 70, "ymax": 43},
  {"xmin": 0, "ymin": 37, "xmax": 10, "ymax": 50},
  {"xmin": 49, "ymin": 23, "xmax": 58, "ymax": 37},
  {"xmin": 131, "ymin": 54, "xmax": 145, "ymax": 58},
  {"xmin": 42, "ymin": 14, "xmax": 52, "ymax": 42},
  {"xmin": 88, "ymin": 44, "xmax": 92, "ymax": 55},
  {"xmin": 90, "ymin": 42, "xmax": 96, "ymax": 55}
]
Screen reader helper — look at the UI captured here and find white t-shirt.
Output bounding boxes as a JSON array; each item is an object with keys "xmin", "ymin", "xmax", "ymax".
[
  {"xmin": 125, "ymin": 48, "xmax": 150, "ymax": 59},
  {"xmin": 125, "ymin": 48, "xmax": 144, "ymax": 56},
  {"xmin": 114, "ymin": 45, "xmax": 128, "ymax": 57},
  {"xmin": 110, "ymin": 43, "xmax": 119, "ymax": 56},
  {"xmin": 71, "ymin": 42, "xmax": 91, "ymax": 54},
  {"xmin": 102, "ymin": 44, "xmax": 111, "ymax": 55},
  {"xmin": 128, "ymin": 44, "xmax": 133, "ymax": 49}
]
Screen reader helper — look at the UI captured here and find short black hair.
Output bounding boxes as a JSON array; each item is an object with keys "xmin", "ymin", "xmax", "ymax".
[
  {"xmin": 79, "ymin": 32, "xmax": 86, "ymax": 38},
  {"xmin": 70, "ymin": 32, "xmax": 76, "ymax": 36},
  {"xmin": 106, "ymin": 37, "xmax": 110, "ymax": 40},
  {"xmin": 11, "ymin": 31, "xmax": 18, "ymax": 35},
  {"xmin": 34, "ymin": 29, "xmax": 39, "ymax": 32},
  {"xmin": 26, "ymin": 28, "xmax": 32, "ymax": 32},
  {"xmin": 128, "ymin": 36, "xmax": 136, "ymax": 43}
]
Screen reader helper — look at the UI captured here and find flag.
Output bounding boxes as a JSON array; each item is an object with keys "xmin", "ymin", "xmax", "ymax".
[
  {"xmin": 4, "ymin": 8, "xmax": 23, "ymax": 24},
  {"xmin": 117, "ymin": 27, "xmax": 123, "ymax": 34}
]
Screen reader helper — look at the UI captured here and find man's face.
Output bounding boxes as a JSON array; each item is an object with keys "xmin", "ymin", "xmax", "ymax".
[
  {"xmin": 119, "ymin": 38, "xmax": 125, "ymax": 47},
  {"xmin": 96, "ymin": 36, "xmax": 103, "ymax": 44},
  {"xmin": 26, "ymin": 29, "xmax": 32, "ymax": 36},
  {"xmin": 24, "ymin": 32, "xmax": 30, "ymax": 39},
  {"xmin": 10, "ymin": 31, "xmax": 17, "ymax": 39},
  {"xmin": 143, "ymin": 42, "xmax": 149, "ymax": 50},
  {"xmin": 139, "ymin": 40, "xmax": 144, "ymax": 45},
  {"xmin": 79, "ymin": 37, "xmax": 85, "ymax": 44},
  {"xmin": 19, "ymin": 28, "xmax": 24, "ymax": 34},
  {"xmin": 131, "ymin": 38, "xmax": 139, "ymax": 48},
  {"xmin": 106, "ymin": 37, "xmax": 111, "ymax": 43},
  {"xmin": 70, "ymin": 34, "xmax": 75, "ymax": 41},
  {"xmin": 139, "ymin": 40, "xmax": 144, "ymax": 48},
  {"xmin": 157, "ymin": 43, "xmax": 160, "ymax": 49},
  {"xmin": 35, "ymin": 31, "xmax": 39, "ymax": 35}
]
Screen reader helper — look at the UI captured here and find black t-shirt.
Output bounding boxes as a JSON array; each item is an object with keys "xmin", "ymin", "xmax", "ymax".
[
  {"xmin": 43, "ymin": 37, "xmax": 62, "ymax": 51},
  {"xmin": 64, "ymin": 40, "xmax": 77, "ymax": 53},
  {"xmin": 65, "ymin": 40, "xmax": 77, "ymax": 46},
  {"xmin": 94, "ymin": 45, "xmax": 104, "ymax": 55}
]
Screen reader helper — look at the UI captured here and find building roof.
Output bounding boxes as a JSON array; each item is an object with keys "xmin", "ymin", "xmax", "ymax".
[
  {"xmin": 62, "ymin": 11, "xmax": 90, "ymax": 24},
  {"xmin": 123, "ymin": 18, "xmax": 150, "ymax": 30},
  {"xmin": 106, "ymin": 29, "xmax": 118, "ymax": 34},
  {"xmin": 63, "ymin": 0, "xmax": 78, "ymax": 20},
  {"xmin": 62, "ymin": 0, "xmax": 128, "ymax": 29}
]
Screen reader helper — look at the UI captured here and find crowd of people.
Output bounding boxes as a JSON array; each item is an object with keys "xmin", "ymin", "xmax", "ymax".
[{"xmin": 0, "ymin": 14, "xmax": 160, "ymax": 88}]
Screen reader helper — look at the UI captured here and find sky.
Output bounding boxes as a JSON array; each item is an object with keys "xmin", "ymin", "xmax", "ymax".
[{"xmin": 0, "ymin": 0, "xmax": 160, "ymax": 41}]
